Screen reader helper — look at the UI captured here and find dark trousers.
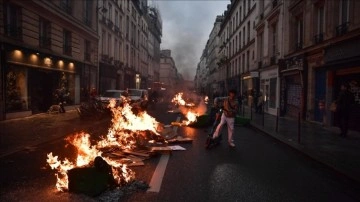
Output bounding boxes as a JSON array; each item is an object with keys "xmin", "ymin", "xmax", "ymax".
[{"xmin": 338, "ymin": 111, "xmax": 349, "ymax": 136}]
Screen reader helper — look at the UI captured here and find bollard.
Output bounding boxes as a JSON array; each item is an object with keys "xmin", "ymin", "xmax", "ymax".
[
  {"xmin": 250, "ymin": 103, "xmax": 253, "ymax": 120},
  {"xmin": 262, "ymin": 104, "xmax": 265, "ymax": 127},
  {"xmin": 275, "ymin": 108, "xmax": 279, "ymax": 132},
  {"xmin": 298, "ymin": 112, "xmax": 301, "ymax": 143},
  {"xmin": 242, "ymin": 104, "xmax": 245, "ymax": 117}
]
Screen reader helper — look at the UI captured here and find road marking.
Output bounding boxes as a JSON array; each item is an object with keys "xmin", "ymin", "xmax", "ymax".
[
  {"xmin": 147, "ymin": 154, "xmax": 170, "ymax": 192},
  {"xmin": 147, "ymin": 116, "xmax": 181, "ymax": 193}
]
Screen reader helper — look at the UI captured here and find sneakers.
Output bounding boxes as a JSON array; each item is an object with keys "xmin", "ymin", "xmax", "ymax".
[{"xmin": 229, "ymin": 142, "xmax": 235, "ymax": 147}]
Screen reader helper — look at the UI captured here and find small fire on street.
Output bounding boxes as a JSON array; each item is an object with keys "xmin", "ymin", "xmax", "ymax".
[
  {"xmin": 171, "ymin": 92, "xmax": 206, "ymax": 126},
  {"xmin": 46, "ymin": 99, "xmax": 162, "ymax": 192}
]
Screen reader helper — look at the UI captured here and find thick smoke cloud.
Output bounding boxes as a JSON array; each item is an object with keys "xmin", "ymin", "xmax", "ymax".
[{"xmin": 157, "ymin": 0, "xmax": 229, "ymax": 80}]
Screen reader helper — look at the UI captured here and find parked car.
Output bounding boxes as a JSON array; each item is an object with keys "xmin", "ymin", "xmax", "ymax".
[
  {"xmin": 127, "ymin": 89, "xmax": 149, "ymax": 110},
  {"xmin": 98, "ymin": 90, "xmax": 127, "ymax": 108}
]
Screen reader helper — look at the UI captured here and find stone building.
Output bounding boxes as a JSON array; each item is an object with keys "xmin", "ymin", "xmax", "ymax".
[
  {"xmin": 280, "ymin": 0, "xmax": 360, "ymax": 131},
  {"xmin": 159, "ymin": 49, "xmax": 178, "ymax": 93},
  {"xmin": 98, "ymin": 0, "xmax": 125, "ymax": 93},
  {"xmin": 217, "ymin": 0, "xmax": 259, "ymax": 106},
  {"xmin": 0, "ymin": 0, "xmax": 98, "ymax": 119},
  {"xmin": 255, "ymin": 0, "xmax": 284, "ymax": 116}
]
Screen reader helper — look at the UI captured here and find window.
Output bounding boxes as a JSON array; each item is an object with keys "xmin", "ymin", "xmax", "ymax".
[
  {"xmin": 295, "ymin": 16, "xmax": 303, "ymax": 50},
  {"xmin": 258, "ymin": 31, "xmax": 264, "ymax": 68},
  {"xmin": 337, "ymin": 0, "xmax": 349, "ymax": 36},
  {"xmin": 115, "ymin": 11, "xmax": 119, "ymax": 27},
  {"xmin": 85, "ymin": 40, "xmax": 91, "ymax": 61},
  {"xmin": 269, "ymin": 78, "xmax": 277, "ymax": 108},
  {"xmin": 108, "ymin": 34, "xmax": 112, "ymax": 56},
  {"xmin": 63, "ymin": 29, "xmax": 72, "ymax": 55},
  {"xmin": 60, "ymin": 0, "xmax": 72, "ymax": 14},
  {"xmin": 246, "ymin": 51, "xmax": 250, "ymax": 72},
  {"xmin": 84, "ymin": 0, "xmax": 92, "ymax": 26},
  {"xmin": 271, "ymin": 23, "xmax": 278, "ymax": 58},
  {"xmin": 4, "ymin": 3, "xmax": 22, "ymax": 39},
  {"xmin": 247, "ymin": 21, "xmax": 250, "ymax": 43},
  {"xmin": 102, "ymin": 30, "xmax": 106, "ymax": 53},
  {"xmin": 39, "ymin": 18, "xmax": 51, "ymax": 49},
  {"xmin": 314, "ymin": 5, "xmax": 324, "ymax": 43},
  {"xmin": 248, "ymin": 0, "xmax": 251, "ymax": 11}
]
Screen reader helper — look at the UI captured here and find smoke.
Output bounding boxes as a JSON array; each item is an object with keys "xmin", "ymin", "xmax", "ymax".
[{"xmin": 158, "ymin": 1, "xmax": 229, "ymax": 81}]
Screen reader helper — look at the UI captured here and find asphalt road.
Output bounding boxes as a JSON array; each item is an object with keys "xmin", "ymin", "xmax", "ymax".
[{"xmin": 1, "ymin": 103, "xmax": 360, "ymax": 202}]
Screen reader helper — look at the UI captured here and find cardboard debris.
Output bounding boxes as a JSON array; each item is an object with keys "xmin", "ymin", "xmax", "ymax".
[
  {"xmin": 167, "ymin": 137, "xmax": 193, "ymax": 144},
  {"xmin": 123, "ymin": 149, "xmax": 150, "ymax": 158},
  {"xmin": 168, "ymin": 145, "xmax": 186, "ymax": 151},
  {"xmin": 150, "ymin": 146, "xmax": 172, "ymax": 154}
]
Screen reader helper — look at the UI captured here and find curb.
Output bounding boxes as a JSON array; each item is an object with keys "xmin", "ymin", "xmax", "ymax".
[{"xmin": 248, "ymin": 122, "xmax": 360, "ymax": 185}]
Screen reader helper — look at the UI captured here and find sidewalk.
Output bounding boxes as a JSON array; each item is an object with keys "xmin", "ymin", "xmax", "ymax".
[
  {"xmin": 242, "ymin": 107, "xmax": 360, "ymax": 184},
  {"xmin": 0, "ymin": 106, "xmax": 83, "ymax": 157}
]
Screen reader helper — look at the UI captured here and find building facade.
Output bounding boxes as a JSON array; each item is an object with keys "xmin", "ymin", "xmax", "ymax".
[
  {"xmin": 159, "ymin": 49, "xmax": 179, "ymax": 93},
  {"xmin": 281, "ymin": 0, "xmax": 360, "ymax": 131},
  {"xmin": 255, "ymin": 0, "xmax": 284, "ymax": 116},
  {"xmin": 0, "ymin": 0, "xmax": 98, "ymax": 120}
]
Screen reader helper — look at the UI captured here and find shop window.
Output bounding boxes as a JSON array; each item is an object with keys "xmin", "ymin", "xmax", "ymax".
[
  {"xmin": 269, "ymin": 78, "xmax": 277, "ymax": 108},
  {"xmin": 5, "ymin": 67, "xmax": 28, "ymax": 112}
]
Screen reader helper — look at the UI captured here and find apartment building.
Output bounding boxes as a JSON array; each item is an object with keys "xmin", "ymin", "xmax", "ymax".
[
  {"xmin": 280, "ymin": 0, "xmax": 360, "ymax": 131},
  {"xmin": 0, "ymin": 0, "xmax": 98, "ymax": 120},
  {"xmin": 98, "ymin": 0, "xmax": 126, "ymax": 93},
  {"xmin": 207, "ymin": 15, "xmax": 224, "ymax": 97},
  {"xmin": 159, "ymin": 49, "xmax": 178, "ymax": 92},
  {"xmin": 217, "ymin": 0, "xmax": 259, "ymax": 105},
  {"xmin": 255, "ymin": 0, "xmax": 284, "ymax": 116}
]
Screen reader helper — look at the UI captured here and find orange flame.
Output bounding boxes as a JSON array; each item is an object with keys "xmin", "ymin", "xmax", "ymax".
[
  {"xmin": 171, "ymin": 93, "xmax": 186, "ymax": 106},
  {"xmin": 47, "ymin": 98, "xmax": 161, "ymax": 191}
]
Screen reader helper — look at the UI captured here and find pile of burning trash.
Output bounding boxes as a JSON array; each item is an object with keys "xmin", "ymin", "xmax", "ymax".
[
  {"xmin": 46, "ymin": 98, "xmax": 191, "ymax": 197},
  {"xmin": 170, "ymin": 92, "xmax": 210, "ymax": 127}
]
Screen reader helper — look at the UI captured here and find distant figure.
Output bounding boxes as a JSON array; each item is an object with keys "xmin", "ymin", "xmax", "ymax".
[
  {"xmin": 90, "ymin": 88, "xmax": 97, "ymax": 101},
  {"xmin": 335, "ymin": 83, "xmax": 355, "ymax": 137}
]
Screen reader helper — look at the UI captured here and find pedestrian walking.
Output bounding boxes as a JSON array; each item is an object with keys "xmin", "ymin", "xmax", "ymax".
[
  {"xmin": 211, "ymin": 89, "xmax": 239, "ymax": 147},
  {"xmin": 335, "ymin": 83, "xmax": 355, "ymax": 137}
]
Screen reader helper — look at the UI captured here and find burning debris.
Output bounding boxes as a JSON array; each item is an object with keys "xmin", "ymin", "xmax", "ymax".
[
  {"xmin": 170, "ymin": 92, "xmax": 209, "ymax": 126},
  {"xmin": 46, "ymin": 99, "xmax": 190, "ymax": 196}
]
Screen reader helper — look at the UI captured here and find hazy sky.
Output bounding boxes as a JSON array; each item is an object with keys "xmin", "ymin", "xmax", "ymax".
[{"xmin": 154, "ymin": 0, "xmax": 230, "ymax": 81}]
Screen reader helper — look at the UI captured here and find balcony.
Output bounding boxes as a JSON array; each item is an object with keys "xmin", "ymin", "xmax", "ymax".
[
  {"xmin": 270, "ymin": 56, "xmax": 277, "ymax": 65},
  {"xmin": 107, "ymin": 19, "xmax": 114, "ymax": 29},
  {"xmin": 336, "ymin": 22, "xmax": 349, "ymax": 36},
  {"xmin": 60, "ymin": 2, "xmax": 72, "ymax": 15},
  {"xmin": 114, "ymin": 25, "xmax": 120, "ymax": 33},
  {"xmin": 85, "ymin": 53, "xmax": 91, "ymax": 61},
  {"xmin": 272, "ymin": 0, "xmax": 278, "ymax": 8},
  {"xmin": 39, "ymin": 36, "xmax": 51, "ymax": 48},
  {"xmin": 314, "ymin": 33, "xmax": 323, "ymax": 44},
  {"xmin": 4, "ymin": 24, "xmax": 22, "ymax": 38}
]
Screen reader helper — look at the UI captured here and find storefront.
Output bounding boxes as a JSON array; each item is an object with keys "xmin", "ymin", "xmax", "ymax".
[
  {"xmin": 2, "ymin": 47, "xmax": 81, "ymax": 119},
  {"xmin": 324, "ymin": 37, "xmax": 360, "ymax": 132},
  {"xmin": 260, "ymin": 68, "xmax": 279, "ymax": 115},
  {"xmin": 279, "ymin": 55, "xmax": 307, "ymax": 118},
  {"xmin": 241, "ymin": 71, "xmax": 259, "ymax": 106}
]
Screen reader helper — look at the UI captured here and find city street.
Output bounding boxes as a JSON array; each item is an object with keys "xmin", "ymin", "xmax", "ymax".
[{"xmin": 1, "ymin": 103, "xmax": 360, "ymax": 202}]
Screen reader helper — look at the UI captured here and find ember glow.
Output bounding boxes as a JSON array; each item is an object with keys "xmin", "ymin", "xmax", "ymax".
[{"xmin": 47, "ymin": 99, "xmax": 161, "ymax": 191}]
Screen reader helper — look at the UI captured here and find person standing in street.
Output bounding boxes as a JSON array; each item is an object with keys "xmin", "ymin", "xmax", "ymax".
[
  {"xmin": 212, "ymin": 89, "xmax": 239, "ymax": 147},
  {"xmin": 336, "ymin": 83, "xmax": 355, "ymax": 137}
]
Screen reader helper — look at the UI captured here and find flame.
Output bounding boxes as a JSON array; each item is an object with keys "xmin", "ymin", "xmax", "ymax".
[
  {"xmin": 47, "ymin": 99, "xmax": 161, "ymax": 191},
  {"xmin": 171, "ymin": 93, "xmax": 200, "ymax": 125},
  {"xmin": 171, "ymin": 92, "xmax": 186, "ymax": 106},
  {"xmin": 183, "ymin": 111, "xmax": 199, "ymax": 125}
]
